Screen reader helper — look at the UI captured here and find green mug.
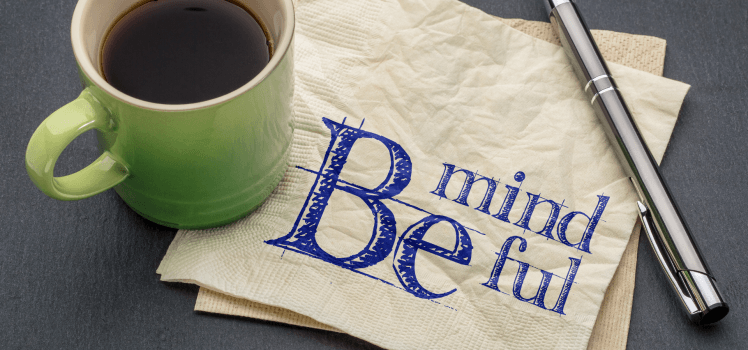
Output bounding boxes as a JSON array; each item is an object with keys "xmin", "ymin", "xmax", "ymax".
[{"xmin": 25, "ymin": 0, "xmax": 295, "ymax": 229}]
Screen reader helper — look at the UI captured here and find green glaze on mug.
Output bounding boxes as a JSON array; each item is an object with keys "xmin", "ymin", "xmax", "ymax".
[{"xmin": 26, "ymin": 0, "xmax": 295, "ymax": 229}]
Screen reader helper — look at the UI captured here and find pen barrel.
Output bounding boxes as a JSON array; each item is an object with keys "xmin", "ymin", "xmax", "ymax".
[{"xmin": 546, "ymin": 0, "xmax": 728, "ymax": 323}]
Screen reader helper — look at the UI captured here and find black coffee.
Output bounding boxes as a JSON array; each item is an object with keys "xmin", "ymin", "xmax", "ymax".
[{"xmin": 102, "ymin": 0, "xmax": 271, "ymax": 104}]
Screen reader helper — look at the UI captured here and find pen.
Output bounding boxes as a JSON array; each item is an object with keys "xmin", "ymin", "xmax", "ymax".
[{"xmin": 542, "ymin": 0, "xmax": 728, "ymax": 324}]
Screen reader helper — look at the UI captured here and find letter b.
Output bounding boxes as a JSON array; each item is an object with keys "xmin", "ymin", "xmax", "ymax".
[{"xmin": 267, "ymin": 118, "xmax": 412, "ymax": 269}]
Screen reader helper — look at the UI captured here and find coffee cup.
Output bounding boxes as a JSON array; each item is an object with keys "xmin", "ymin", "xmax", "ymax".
[{"xmin": 25, "ymin": 0, "xmax": 295, "ymax": 229}]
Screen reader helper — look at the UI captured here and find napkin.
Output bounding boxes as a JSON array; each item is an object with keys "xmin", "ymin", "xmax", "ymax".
[
  {"xmin": 157, "ymin": 0, "xmax": 690, "ymax": 349},
  {"xmin": 189, "ymin": 18, "xmax": 670, "ymax": 350}
]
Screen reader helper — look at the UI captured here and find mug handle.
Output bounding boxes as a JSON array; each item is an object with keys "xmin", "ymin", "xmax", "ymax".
[{"xmin": 25, "ymin": 88, "xmax": 129, "ymax": 200}]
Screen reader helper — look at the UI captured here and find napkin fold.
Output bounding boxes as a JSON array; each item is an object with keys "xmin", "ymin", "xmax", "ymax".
[{"xmin": 158, "ymin": 0, "xmax": 689, "ymax": 349}]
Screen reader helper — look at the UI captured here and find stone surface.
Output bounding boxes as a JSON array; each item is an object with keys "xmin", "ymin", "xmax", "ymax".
[{"xmin": 1, "ymin": 0, "xmax": 745, "ymax": 348}]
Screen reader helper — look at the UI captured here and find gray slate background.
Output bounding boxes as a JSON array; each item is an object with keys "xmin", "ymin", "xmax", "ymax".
[{"xmin": 1, "ymin": 0, "xmax": 746, "ymax": 348}]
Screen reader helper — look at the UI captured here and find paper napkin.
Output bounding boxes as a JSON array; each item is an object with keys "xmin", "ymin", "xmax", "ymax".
[
  {"xmin": 158, "ymin": 0, "xmax": 689, "ymax": 349},
  {"xmin": 190, "ymin": 17, "xmax": 672, "ymax": 350}
]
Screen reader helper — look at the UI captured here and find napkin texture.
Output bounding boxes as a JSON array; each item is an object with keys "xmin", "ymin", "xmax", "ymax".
[
  {"xmin": 190, "ymin": 19, "xmax": 666, "ymax": 350},
  {"xmin": 158, "ymin": 0, "xmax": 689, "ymax": 349}
]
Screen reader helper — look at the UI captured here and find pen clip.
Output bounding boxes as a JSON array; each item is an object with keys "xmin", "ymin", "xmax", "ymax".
[{"xmin": 636, "ymin": 201, "xmax": 700, "ymax": 315}]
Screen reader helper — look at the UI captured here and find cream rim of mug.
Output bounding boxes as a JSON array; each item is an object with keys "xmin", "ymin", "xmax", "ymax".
[{"xmin": 71, "ymin": 0, "xmax": 295, "ymax": 112}]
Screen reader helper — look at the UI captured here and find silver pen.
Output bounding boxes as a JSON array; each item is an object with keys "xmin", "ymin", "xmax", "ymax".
[{"xmin": 543, "ymin": 0, "xmax": 728, "ymax": 324}]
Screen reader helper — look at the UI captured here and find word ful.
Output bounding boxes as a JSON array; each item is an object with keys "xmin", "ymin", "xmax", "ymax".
[
  {"xmin": 267, "ymin": 117, "xmax": 608, "ymax": 315},
  {"xmin": 431, "ymin": 165, "xmax": 609, "ymax": 254}
]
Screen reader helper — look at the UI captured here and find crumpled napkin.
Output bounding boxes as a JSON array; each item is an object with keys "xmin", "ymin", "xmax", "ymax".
[
  {"xmin": 157, "ymin": 0, "xmax": 690, "ymax": 349},
  {"xmin": 188, "ymin": 17, "xmax": 672, "ymax": 350}
]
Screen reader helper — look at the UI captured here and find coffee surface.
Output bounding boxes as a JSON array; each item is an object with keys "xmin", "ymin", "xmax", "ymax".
[{"xmin": 102, "ymin": 0, "xmax": 271, "ymax": 104}]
